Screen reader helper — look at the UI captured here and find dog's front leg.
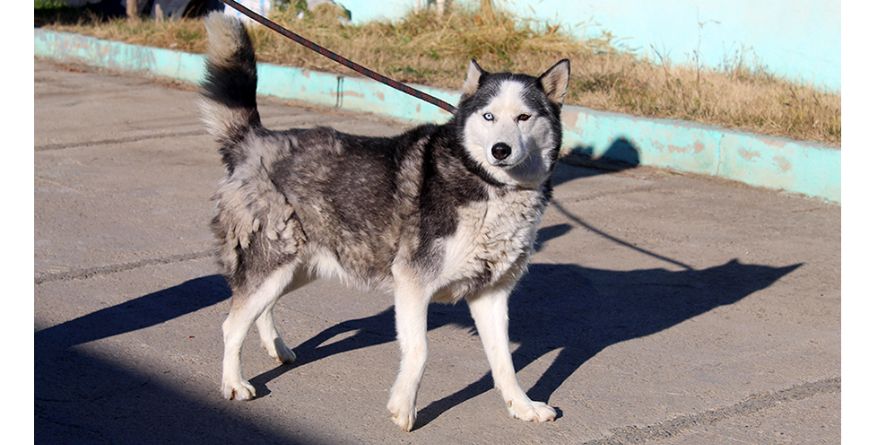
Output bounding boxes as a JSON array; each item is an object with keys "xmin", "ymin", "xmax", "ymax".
[
  {"xmin": 387, "ymin": 279, "xmax": 431, "ymax": 431},
  {"xmin": 468, "ymin": 286, "xmax": 556, "ymax": 422}
]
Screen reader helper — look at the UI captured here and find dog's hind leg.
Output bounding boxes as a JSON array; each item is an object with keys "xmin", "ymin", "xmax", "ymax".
[
  {"xmin": 255, "ymin": 267, "xmax": 312, "ymax": 364},
  {"xmin": 387, "ymin": 274, "xmax": 431, "ymax": 431},
  {"xmin": 468, "ymin": 285, "xmax": 556, "ymax": 422},
  {"xmin": 221, "ymin": 263, "xmax": 297, "ymax": 401}
]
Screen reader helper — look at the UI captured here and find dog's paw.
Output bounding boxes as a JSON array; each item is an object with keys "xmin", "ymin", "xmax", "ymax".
[
  {"xmin": 221, "ymin": 378, "xmax": 256, "ymax": 401},
  {"xmin": 262, "ymin": 338, "xmax": 296, "ymax": 364},
  {"xmin": 274, "ymin": 346, "xmax": 297, "ymax": 364},
  {"xmin": 387, "ymin": 395, "xmax": 417, "ymax": 431},
  {"xmin": 507, "ymin": 399, "xmax": 556, "ymax": 423}
]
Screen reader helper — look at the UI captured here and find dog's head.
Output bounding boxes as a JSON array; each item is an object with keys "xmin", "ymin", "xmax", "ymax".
[{"xmin": 456, "ymin": 59, "xmax": 570, "ymax": 188}]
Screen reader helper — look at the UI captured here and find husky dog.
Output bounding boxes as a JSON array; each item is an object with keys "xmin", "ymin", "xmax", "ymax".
[{"xmin": 201, "ymin": 12, "xmax": 569, "ymax": 431}]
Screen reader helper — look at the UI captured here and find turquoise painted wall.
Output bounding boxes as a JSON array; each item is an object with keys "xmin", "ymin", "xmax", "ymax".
[{"xmin": 339, "ymin": 0, "xmax": 841, "ymax": 91}]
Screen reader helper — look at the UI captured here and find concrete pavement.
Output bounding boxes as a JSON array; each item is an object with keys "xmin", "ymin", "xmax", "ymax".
[{"xmin": 35, "ymin": 60, "xmax": 840, "ymax": 444}]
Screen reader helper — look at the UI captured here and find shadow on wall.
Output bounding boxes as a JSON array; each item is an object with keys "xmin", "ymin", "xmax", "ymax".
[{"xmin": 561, "ymin": 137, "xmax": 641, "ymax": 179}]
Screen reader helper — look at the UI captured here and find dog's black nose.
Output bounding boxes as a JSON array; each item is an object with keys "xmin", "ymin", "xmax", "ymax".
[{"xmin": 491, "ymin": 143, "xmax": 511, "ymax": 161}]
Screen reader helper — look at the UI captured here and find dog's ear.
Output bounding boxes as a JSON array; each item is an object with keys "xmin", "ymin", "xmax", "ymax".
[
  {"xmin": 538, "ymin": 59, "xmax": 570, "ymax": 104},
  {"xmin": 462, "ymin": 59, "xmax": 485, "ymax": 96}
]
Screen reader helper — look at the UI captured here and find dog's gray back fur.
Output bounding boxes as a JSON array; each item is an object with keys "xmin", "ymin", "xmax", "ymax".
[{"xmin": 200, "ymin": 15, "xmax": 566, "ymax": 302}]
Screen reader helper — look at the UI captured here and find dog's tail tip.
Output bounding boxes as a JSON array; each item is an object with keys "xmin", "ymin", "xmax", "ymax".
[{"xmin": 204, "ymin": 12, "xmax": 247, "ymax": 66}]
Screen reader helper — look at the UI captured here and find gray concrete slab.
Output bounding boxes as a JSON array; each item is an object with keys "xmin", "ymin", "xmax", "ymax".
[{"xmin": 34, "ymin": 60, "xmax": 840, "ymax": 444}]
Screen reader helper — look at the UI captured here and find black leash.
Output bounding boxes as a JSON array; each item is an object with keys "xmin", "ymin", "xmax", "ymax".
[{"xmin": 219, "ymin": 0, "xmax": 458, "ymax": 115}]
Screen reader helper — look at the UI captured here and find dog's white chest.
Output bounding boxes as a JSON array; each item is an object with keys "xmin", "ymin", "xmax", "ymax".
[{"xmin": 434, "ymin": 189, "xmax": 546, "ymax": 292}]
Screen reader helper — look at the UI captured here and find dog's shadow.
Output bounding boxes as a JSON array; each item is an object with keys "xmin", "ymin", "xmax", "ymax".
[
  {"xmin": 34, "ymin": 225, "xmax": 800, "ymax": 433},
  {"xmin": 247, "ymin": 223, "xmax": 799, "ymax": 429}
]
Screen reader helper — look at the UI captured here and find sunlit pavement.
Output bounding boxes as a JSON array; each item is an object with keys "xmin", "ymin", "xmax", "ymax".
[{"xmin": 35, "ymin": 60, "xmax": 839, "ymax": 445}]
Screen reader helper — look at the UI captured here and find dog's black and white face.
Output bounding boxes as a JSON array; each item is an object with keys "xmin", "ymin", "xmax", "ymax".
[{"xmin": 457, "ymin": 59, "xmax": 570, "ymax": 188}]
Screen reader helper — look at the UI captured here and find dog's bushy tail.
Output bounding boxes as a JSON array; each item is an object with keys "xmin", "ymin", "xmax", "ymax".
[{"xmin": 200, "ymin": 12, "xmax": 261, "ymax": 171}]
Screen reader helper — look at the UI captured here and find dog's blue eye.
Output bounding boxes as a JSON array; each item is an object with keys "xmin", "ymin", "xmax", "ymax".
[{"xmin": 483, "ymin": 112, "xmax": 494, "ymax": 121}]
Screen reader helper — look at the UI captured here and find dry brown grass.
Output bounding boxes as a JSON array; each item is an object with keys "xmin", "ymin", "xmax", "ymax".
[{"xmin": 41, "ymin": 2, "xmax": 840, "ymax": 144}]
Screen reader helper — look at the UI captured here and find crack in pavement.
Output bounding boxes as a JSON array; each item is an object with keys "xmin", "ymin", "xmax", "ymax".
[
  {"xmin": 35, "ymin": 129, "xmax": 209, "ymax": 151},
  {"xmin": 584, "ymin": 377, "xmax": 840, "ymax": 445},
  {"xmin": 35, "ymin": 249, "xmax": 216, "ymax": 285}
]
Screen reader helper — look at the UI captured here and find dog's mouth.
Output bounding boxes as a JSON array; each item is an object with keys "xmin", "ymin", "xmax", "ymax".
[
  {"xmin": 490, "ymin": 154, "xmax": 528, "ymax": 169},
  {"xmin": 491, "ymin": 160, "xmax": 517, "ymax": 168}
]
